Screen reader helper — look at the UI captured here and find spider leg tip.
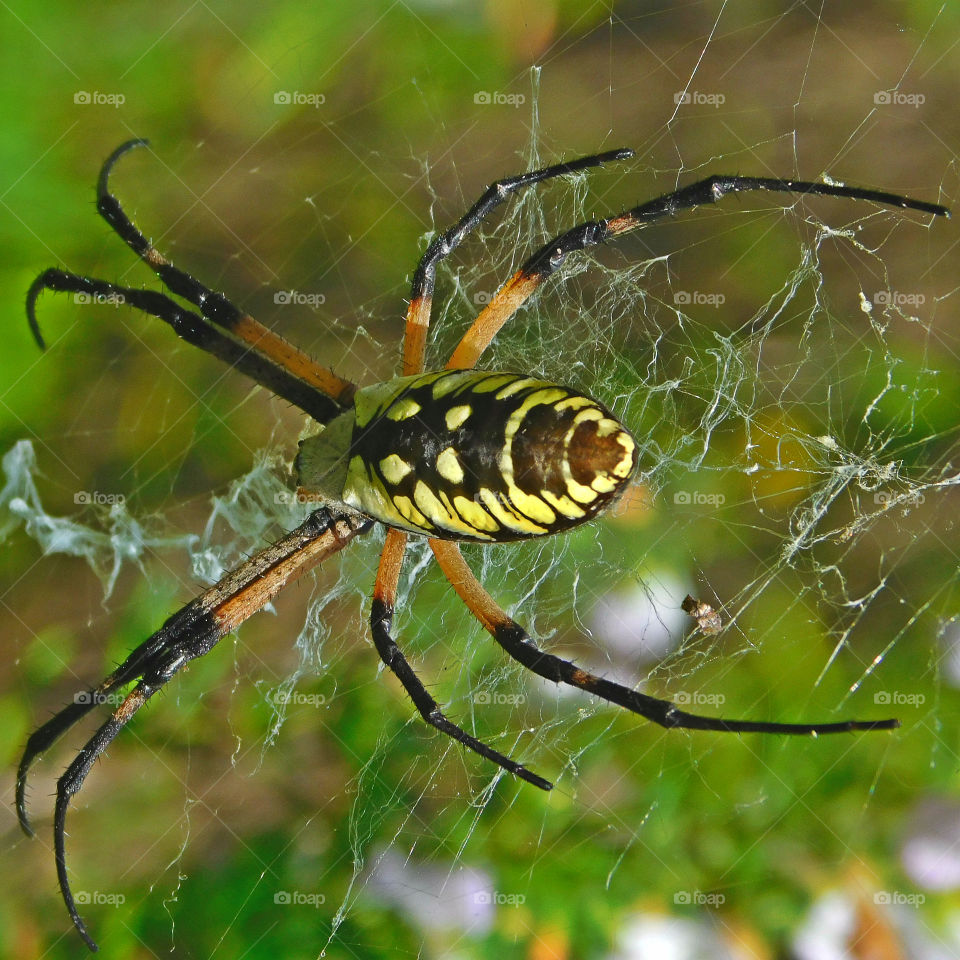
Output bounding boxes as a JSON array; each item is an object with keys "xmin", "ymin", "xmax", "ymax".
[
  {"xmin": 520, "ymin": 769, "xmax": 553, "ymax": 791},
  {"xmin": 25, "ymin": 274, "xmax": 52, "ymax": 349},
  {"xmin": 60, "ymin": 856, "xmax": 101, "ymax": 950},
  {"xmin": 596, "ymin": 147, "xmax": 634, "ymax": 165},
  {"xmin": 851, "ymin": 717, "xmax": 900, "ymax": 732},
  {"xmin": 99, "ymin": 138, "xmax": 151, "ymax": 195},
  {"xmin": 27, "ymin": 317, "xmax": 47, "ymax": 350},
  {"xmin": 16, "ymin": 763, "xmax": 37, "ymax": 835},
  {"xmin": 15, "ymin": 792, "xmax": 35, "ymax": 836},
  {"xmin": 75, "ymin": 921, "xmax": 99, "ymax": 953}
]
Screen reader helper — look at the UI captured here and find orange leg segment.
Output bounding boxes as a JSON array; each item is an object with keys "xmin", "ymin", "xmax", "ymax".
[
  {"xmin": 369, "ymin": 530, "xmax": 551, "ymax": 791},
  {"xmin": 429, "ymin": 540, "xmax": 899, "ymax": 736}
]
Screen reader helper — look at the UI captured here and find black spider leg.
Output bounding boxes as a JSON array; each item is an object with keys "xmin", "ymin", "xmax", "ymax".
[
  {"xmin": 431, "ymin": 541, "xmax": 900, "ymax": 743},
  {"xmin": 491, "ymin": 621, "xmax": 900, "ymax": 734},
  {"xmin": 522, "ymin": 174, "xmax": 949, "ymax": 280},
  {"xmin": 26, "ymin": 271, "xmax": 341, "ymax": 423},
  {"xmin": 369, "ymin": 532, "xmax": 552, "ymax": 791},
  {"xmin": 17, "ymin": 507, "xmax": 370, "ymax": 952},
  {"xmin": 403, "ymin": 146, "xmax": 633, "ymax": 372},
  {"xmin": 369, "ymin": 599, "xmax": 553, "ymax": 790},
  {"xmin": 410, "ymin": 146, "xmax": 634, "ymax": 301},
  {"xmin": 445, "ymin": 168, "xmax": 949, "ymax": 370},
  {"xmin": 29, "ymin": 138, "xmax": 355, "ymax": 424},
  {"xmin": 381, "ymin": 149, "xmax": 638, "ymax": 782}
]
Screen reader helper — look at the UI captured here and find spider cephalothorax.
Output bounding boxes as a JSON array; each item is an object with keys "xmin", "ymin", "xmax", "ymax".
[{"xmin": 18, "ymin": 139, "xmax": 947, "ymax": 950}]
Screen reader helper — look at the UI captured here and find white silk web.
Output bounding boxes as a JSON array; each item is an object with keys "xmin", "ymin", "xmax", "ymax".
[{"xmin": 7, "ymin": 8, "xmax": 959, "ymax": 956}]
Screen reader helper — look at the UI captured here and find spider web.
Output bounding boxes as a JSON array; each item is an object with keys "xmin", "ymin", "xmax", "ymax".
[{"xmin": 6, "ymin": 6, "xmax": 960, "ymax": 957}]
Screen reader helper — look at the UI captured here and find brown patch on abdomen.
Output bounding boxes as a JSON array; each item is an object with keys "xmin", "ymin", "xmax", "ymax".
[
  {"xmin": 568, "ymin": 419, "xmax": 629, "ymax": 485},
  {"xmin": 511, "ymin": 403, "xmax": 574, "ymax": 494}
]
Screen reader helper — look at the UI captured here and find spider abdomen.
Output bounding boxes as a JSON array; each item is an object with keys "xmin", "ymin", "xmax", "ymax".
[{"xmin": 297, "ymin": 370, "xmax": 638, "ymax": 542}]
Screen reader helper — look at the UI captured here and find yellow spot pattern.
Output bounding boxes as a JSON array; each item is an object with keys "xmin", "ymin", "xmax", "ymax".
[
  {"xmin": 541, "ymin": 490, "xmax": 587, "ymax": 519},
  {"xmin": 436, "ymin": 447, "xmax": 465, "ymax": 484},
  {"xmin": 612, "ymin": 432, "xmax": 636, "ymax": 478},
  {"xmin": 479, "ymin": 487, "xmax": 546, "ymax": 535},
  {"xmin": 339, "ymin": 369, "xmax": 638, "ymax": 541},
  {"xmin": 445, "ymin": 405, "xmax": 472, "ymax": 430},
  {"xmin": 452, "ymin": 494, "xmax": 500, "ymax": 533},
  {"xmin": 386, "ymin": 397, "xmax": 422, "ymax": 421},
  {"xmin": 379, "ymin": 453, "xmax": 413, "ymax": 485}
]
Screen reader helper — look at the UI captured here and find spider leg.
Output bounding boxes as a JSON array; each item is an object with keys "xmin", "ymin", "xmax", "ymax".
[
  {"xmin": 52, "ymin": 682, "xmax": 155, "ymax": 951},
  {"xmin": 369, "ymin": 529, "xmax": 552, "ymax": 791},
  {"xmin": 385, "ymin": 154, "xmax": 635, "ymax": 777},
  {"xmin": 26, "ymin": 270, "xmax": 345, "ymax": 423},
  {"xmin": 446, "ymin": 174, "xmax": 950, "ymax": 368},
  {"xmin": 98, "ymin": 140, "xmax": 356, "ymax": 402},
  {"xmin": 431, "ymin": 541, "xmax": 899, "ymax": 737},
  {"xmin": 404, "ymin": 147, "xmax": 633, "ymax": 373},
  {"xmin": 18, "ymin": 507, "xmax": 369, "ymax": 952},
  {"xmin": 30, "ymin": 139, "xmax": 355, "ymax": 422}
]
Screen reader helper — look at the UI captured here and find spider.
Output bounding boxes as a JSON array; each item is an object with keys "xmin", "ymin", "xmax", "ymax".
[{"xmin": 17, "ymin": 139, "xmax": 948, "ymax": 951}]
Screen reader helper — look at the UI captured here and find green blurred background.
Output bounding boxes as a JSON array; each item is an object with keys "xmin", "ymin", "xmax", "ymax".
[{"xmin": 2, "ymin": 2, "xmax": 959, "ymax": 957}]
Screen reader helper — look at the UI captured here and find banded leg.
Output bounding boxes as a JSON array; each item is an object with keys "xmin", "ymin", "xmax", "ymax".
[
  {"xmin": 30, "ymin": 139, "xmax": 355, "ymax": 421},
  {"xmin": 369, "ymin": 529, "xmax": 551, "ymax": 792},
  {"xmin": 98, "ymin": 140, "xmax": 355, "ymax": 403},
  {"xmin": 403, "ymin": 147, "xmax": 634, "ymax": 374},
  {"xmin": 27, "ymin": 271, "xmax": 345, "ymax": 423},
  {"xmin": 382, "ymin": 152, "xmax": 638, "ymax": 769},
  {"xmin": 17, "ymin": 507, "xmax": 370, "ymax": 952},
  {"xmin": 430, "ymin": 540, "xmax": 899, "ymax": 735},
  {"xmin": 447, "ymin": 174, "xmax": 950, "ymax": 369}
]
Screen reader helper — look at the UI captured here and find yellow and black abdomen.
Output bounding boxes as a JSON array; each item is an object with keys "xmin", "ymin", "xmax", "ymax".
[{"xmin": 297, "ymin": 370, "xmax": 638, "ymax": 542}]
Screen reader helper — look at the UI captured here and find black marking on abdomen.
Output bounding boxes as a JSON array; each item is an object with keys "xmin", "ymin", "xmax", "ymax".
[{"xmin": 347, "ymin": 371, "xmax": 637, "ymax": 541}]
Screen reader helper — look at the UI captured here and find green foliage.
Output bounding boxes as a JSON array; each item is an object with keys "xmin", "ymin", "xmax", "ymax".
[{"xmin": 4, "ymin": 1, "xmax": 958, "ymax": 957}]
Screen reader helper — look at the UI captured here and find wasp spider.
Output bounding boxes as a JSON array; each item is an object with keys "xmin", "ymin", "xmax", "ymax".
[{"xmin": 18, "ymin": 140, "xmax": 948, "ymax": 950}]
